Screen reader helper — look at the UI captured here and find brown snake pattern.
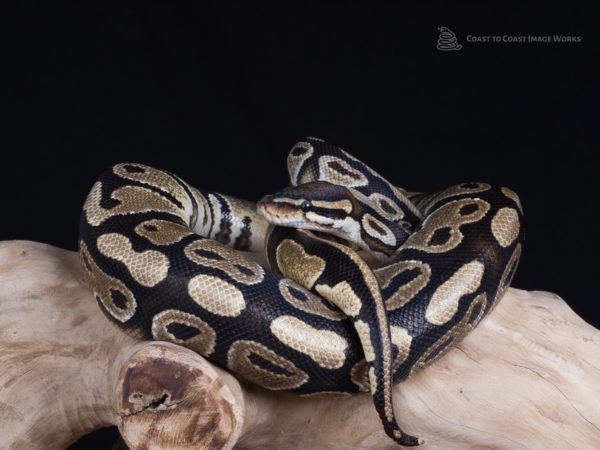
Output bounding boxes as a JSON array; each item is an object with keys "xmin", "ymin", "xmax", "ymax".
[{"xmin": 79, "ymin": 137, "xmax": 524, "ymax": 446}]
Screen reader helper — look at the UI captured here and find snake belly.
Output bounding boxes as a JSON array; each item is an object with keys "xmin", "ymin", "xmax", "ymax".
[{"xmin": 78, "ymin": 140, "xmax": 524, "ymax": 446}]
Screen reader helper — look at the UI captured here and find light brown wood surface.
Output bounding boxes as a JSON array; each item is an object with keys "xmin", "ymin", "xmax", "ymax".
[{"xmin": 1, "ymin": 241, "xmax": 598, "ymax": 449}]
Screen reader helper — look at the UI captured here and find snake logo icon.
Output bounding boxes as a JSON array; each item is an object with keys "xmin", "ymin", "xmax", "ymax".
[{"xmin": 437, "ymin": 26, "xmax": 462, "ymax": 51}]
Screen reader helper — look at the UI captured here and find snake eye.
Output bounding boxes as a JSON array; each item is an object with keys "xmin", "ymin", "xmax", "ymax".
[{"xmin": 300, "ymin": 201, "xmax": 312, "ymax": 213}]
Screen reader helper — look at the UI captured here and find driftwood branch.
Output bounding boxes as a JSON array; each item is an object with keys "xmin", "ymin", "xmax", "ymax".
[{"xmin": 1, "ymin": 240, "xmax": 599, "ymax": 449}]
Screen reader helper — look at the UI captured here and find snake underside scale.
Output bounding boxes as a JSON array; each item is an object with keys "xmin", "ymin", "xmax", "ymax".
[{"xmin": 78, "ymin": 137, "xmax": 524, "ymax": 446}]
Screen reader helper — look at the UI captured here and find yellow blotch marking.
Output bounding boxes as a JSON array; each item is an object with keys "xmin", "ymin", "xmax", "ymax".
[
  {"xmin": 376, "ymin": 260, "xmax": 432, "ymax": 311},
  {"xmin": 79, "ymin": 240, "xmax": 137, "ymax": 323},
  {"xmin": 151, "ymin": 309, "xmax": 217, "ymax": 356},
  {"xmin": 362, "ymin": 213, "xmax": 396, "ymax": 246},
  {"xmin": 368, "ymin": 192, "xmax": 404, "ymax": 222},
  {"xmin": 426, "ymin": 260, "xmax": 485, "ymax": 326},
  {"xmin": 491, "ymin": 207, "xmax": 520, "ymax": 248},
  {"xmin": 288, "ymin": 140, "xmax": 314, "ymax": 185},
  {"xmin": 112, "ymin": 163, "xmax": 192, "ymax": 214},
  {"xmin": 227, "ymin": 340, "xmax": 308, "ymax": 390},
  {"xmin": 185, "ymin": 239, "xmax": 264, "ymax": 285},
  {"xmin": 404, "ymin": 198, "xmax": 490, "ymax": 254},
  {"xmin": 188, "ymin": 274, "xmax": 246, "ymax": 317},
  {"xmin": 96, "ymin": 233, "xmax": 169, "ymax": 287},
  {"xmin": 318, "ymin": 155, "xmax": 369, "ymax": 187},
  {"xmin": 315, "ymin": 280, "xmax": 362, "ymax": 317},
  {"xmin": 135, "ymin": 219, "xmax": 192, "ymax": 246},
  {"xmin": 84, "ymin": 182, "xmax": 183, "ymax": 227},
  {"xmin": 278, "ymin": 279, "xmax": 345, "ymax": 321},
  {"xmin": 275, "ymin": 239, "xmax": 326, "ymax": 289},
  {"xmin": 270, "ymin": 315, "xmax": 348, "ymax": 369},
  {"xmin": 419, "ymin": 182, "xmax": 491, "ymax": 215}
]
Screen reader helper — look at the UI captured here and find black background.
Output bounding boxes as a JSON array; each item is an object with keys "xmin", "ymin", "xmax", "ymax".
[{"xmin": 4, "ymin": 3, "xmax": 597, "ymax": 449}]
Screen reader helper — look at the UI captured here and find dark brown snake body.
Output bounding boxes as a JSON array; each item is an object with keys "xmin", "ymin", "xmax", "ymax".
[{"xmin": 79, "ymin": 137, "xmax": 524, "ymax": 445}]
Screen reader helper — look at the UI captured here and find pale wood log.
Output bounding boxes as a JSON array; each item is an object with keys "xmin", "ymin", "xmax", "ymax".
[
  {"xmin": 0, "ymin": 241, "xmax": 244, "ymax": 450},
  {"xmin": 0, "ymin": 240, "xmax": 598, "ymax": 449}
]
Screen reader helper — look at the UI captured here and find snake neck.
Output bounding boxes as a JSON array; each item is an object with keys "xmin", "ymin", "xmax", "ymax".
[{"xmin": 191, "ymin": 188, "xmax": 270, "ymax": 254}]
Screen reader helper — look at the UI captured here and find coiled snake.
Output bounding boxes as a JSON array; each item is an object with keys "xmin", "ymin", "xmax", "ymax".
[{"xmin": 79, "ymin": 138, "xmax": 524, "ymax": 446}]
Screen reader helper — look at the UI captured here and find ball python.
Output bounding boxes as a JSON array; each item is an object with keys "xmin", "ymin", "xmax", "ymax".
[{"xmin": 78, "ymin": 137, "xmax": 524, "ymax": 446}]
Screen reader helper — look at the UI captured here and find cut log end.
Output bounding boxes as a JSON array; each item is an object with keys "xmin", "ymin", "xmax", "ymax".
[{"xmin": 115, "ymin": 343, "xmax": 244, "ymax": 450}]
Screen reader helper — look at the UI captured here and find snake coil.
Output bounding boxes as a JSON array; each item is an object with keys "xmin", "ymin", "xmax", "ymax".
[{"xmin": 79, "ymin": 137, "xmax": 523, "ymax": 446}]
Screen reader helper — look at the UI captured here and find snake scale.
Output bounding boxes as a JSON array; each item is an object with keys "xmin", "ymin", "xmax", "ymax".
[{"xmin": 79, "ymin": 137, "xmax": 524, "ymax": 446}]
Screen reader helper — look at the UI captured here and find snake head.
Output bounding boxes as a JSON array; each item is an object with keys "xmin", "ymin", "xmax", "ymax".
[
  {"xmin": 258, "ymin": 181, "xmax": 409, "ymax": 258},
  {"xmin": 258, "ymin": 181, "xmax": 361, "ymax": 233}
]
